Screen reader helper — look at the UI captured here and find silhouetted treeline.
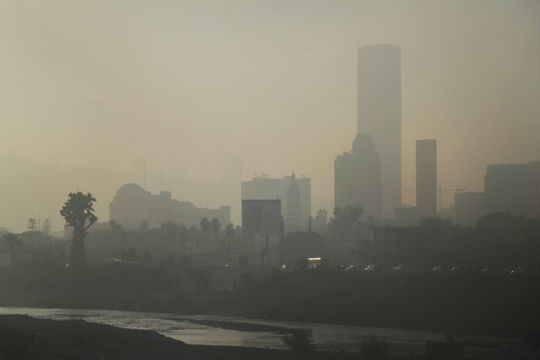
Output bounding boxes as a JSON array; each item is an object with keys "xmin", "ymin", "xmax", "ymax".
[
  {"xmin": 372, "ymin": 213, "xmax": 539, "ymax": 268},
  {"xmin": 85, "ymin": 219, "xmax": 243, "ymax": 265},
  {"xmin": 0, "ymin": 230, "xmax": 67, "ymax": 267}
]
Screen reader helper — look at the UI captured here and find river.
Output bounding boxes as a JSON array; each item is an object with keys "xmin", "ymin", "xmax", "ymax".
[{"xmin": 0, "ymin": 306, "xmax": 532, "ymax": 358}]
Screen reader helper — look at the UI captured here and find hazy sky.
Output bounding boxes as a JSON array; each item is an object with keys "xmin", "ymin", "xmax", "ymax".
[{"xmin": 1, "ymin": 0, "xmax": 539, "ymax": 229}]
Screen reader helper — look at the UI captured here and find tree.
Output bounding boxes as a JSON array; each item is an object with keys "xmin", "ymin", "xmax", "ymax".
[
  {"xmin": 161, "ymin": 221, "xmax": 179, "ymax": 243},
  {"xmin": 109, "ymin": 219, "xmax": 123, "ymax": 259},
  {"xmin": 210, "ymin": 217, "xmax": 221, "ymax": 239},
  {"xmin": 60, "ymin": 192, "xmax": 97, "ymax": 267},
  {"xmin": 178, "ymin": 225, "xmax": 189, "ymax": 252},
  {"xmin": 200, "ymin": 217, "xmax": 210, "ymax": 234},
  {"xmin": 225, "ymin": 223, "xmax": 235, "ymax": 254},
  {"xmin": 328, "ymin": 205, "xmax": 365, "ymax": 245},
  {"xmin": 281, "ymin": 328, "xmax": 315, "ymax": 352},
  {"xmin": 138, "ymin": 220, "xmax": 149, "ymax": 232},
  {"xmin": 418, "ymin": 216, "xmax": 457, "ymax": 230},
  {"xmin": 27, "ymin": 218, "xmax": 37, "ymax": 232},
  {"xmin": 476, "ymin": 212, "xmax": 526, "ymax": 231},
  {"xmin": 329, "ymin": 205, "xmax": 364, "ymax": 231},
  {"xmin": 2, "ymin": 232, "xmax": 21, "ymax": 266}
]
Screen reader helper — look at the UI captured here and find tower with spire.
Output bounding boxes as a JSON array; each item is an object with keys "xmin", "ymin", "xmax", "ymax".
[{"xmin": 286, "ymin": 173, "xmax": 302, "ymax": 232}]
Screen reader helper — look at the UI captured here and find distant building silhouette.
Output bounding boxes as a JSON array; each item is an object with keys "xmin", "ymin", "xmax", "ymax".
[
  {"xmin": 334, "ymin": 133, "xmax": 381, "ymax": 220},
  {"xmin": 454, "ymin": 192, "xmax": 485, "ymax": 226},
  {"xmin": 484, "ymin": 161, "xmax": 540, "ymax": 218},
  {"xmin": 394, "ymin": 205, "xmax": 418, "ymax": 226},
  {"xmin": 286, "ymin": 173, "xmax": 302, "ymax": 232},
  {"xmin": 241, "ymin": 174, "xmax": 311, "ymax": 230},
  {"xmin": 168, "ymin": 157, "xmax": 242, "ymax": 224},
  {"xmin": 109, "ymin": 183, "xmax": 230, "ymax": 228},
  {"xmin": 241, "ymin": 199, "xmax": 282, "ymax": 242},
  {"xmin": 357, "ymin": 44, "xmax": 401, "ymax": 219},
  {"xmin": 416, "ymin": 139, "xmax": 437, "ymax": 219},
  {"xmin": 313, "ymin": 209, "xmax": 328, "ymax": 233}
]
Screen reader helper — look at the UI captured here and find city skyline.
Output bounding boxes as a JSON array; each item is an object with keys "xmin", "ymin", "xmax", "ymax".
[
  {"xmin": 0, "ymin": 3, "xmax": 538, "ymax": 358},
  {"xmin": 0, "ymin": 0, "xmax": 539, "ymax": 231}
]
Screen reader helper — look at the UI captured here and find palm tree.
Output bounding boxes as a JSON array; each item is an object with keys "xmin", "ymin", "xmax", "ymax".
[
  {"xmin": 200, "ymin": 218, "xmax": 210, "ymax": 251},
  {"xmin": 60, "ymin": 192, "xmax": 97, "ymax": 267},
  {"xmin": 210, "ymin": 217, "xmax": 221, "ymax": 240},
  {"xmin": 3, "ymin": 232, "xmax": 21, "ymax": 266},
  {"xmin": 200, "ymin": 217, "xmax": 210, "ymax": 234}
]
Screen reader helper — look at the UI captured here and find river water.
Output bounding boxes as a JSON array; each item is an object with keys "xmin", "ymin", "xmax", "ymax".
[{"xmin": 0, "ymin": 306, "xmax": 530, "ymax": 357}]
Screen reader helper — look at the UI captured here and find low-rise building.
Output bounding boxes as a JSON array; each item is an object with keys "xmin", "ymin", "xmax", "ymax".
[{"xmin": 109, "ymin": 183, "xmax": 230, "ymax": 228}]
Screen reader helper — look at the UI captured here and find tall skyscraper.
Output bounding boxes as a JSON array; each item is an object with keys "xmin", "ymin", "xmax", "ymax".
[
  {"xmin": 357, "ymin": 44, "xmax": 401, "ymax": 219},
  {"xmin": 416, "ymin": 139, "xmax": 437, "ymax": 218},
  {"xmin": 334, "ymin": 133, "xmax": 381, "ymax": 220},
  {"xmin": 286, "ymin": 173, "xmax": 302, "ymax": 232}
]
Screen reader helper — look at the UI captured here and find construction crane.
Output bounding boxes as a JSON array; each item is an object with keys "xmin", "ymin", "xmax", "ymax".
[
  {"xmin": 402, "ymin": 183, "xmax": 467, "ymax": 212},
  {"xmin": 438, "ymin": 183, "xmax": 466, "ymax": 211}
]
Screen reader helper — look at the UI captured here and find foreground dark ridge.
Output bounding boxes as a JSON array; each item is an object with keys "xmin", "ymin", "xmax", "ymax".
[{"xmin": 0, "ymin": 315, "xmax": 358, "ymax": 360}]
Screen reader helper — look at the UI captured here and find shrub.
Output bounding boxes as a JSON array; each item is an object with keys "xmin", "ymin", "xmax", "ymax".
[{"xmin": 281, "ymin": 328, "xmax": 315, "ymax": 352}]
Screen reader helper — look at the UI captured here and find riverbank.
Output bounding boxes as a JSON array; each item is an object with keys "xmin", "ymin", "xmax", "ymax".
[
  {"xmin": 0, "ymin": 263, "xmax": 538, "ymax": 342},
  {"xmin": 0, "ymin": 314, "xmax": 362, "ymax": 360}
]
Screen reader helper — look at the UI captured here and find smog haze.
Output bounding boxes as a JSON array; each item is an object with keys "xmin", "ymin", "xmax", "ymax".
[{"xmin": 0, "ymin": 0, "xmax": 538, "ymax": 231}]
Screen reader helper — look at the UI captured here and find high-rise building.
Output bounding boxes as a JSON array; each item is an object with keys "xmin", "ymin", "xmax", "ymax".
[
  {"xmin": 416, "ymin": 139, "xmax": 437, "ymax": 218},
  {"xmin": 357, "ymin": 44, "xmax": 401, "ymax": 219},
  {"xmin": 334, "ymin": 133, "xmax": 381, "ymax": 220},
  {"xmin": 286, "ymin": 173, "xmax": 302, "ymax": 232},
  {"xmin": 484, "ymin": 161, "xmax": 540, "ymax": 218}
]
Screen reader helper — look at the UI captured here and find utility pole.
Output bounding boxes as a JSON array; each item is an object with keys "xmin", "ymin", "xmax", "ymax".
[
  {"xmin": 279, "ymin": 221, "xmax": 284, "ymax": 268},
  {"xmin": 437, "ymin": 182, "xmax": 467, "ymax": 212}
]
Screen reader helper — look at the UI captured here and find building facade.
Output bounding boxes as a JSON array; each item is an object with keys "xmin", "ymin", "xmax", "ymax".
[
  {"xmin": 241, "ymin": 199, "xmax": 282, "ymax": 242},
  {"xmin": 357, "ymin": 44, "xmax": 401, "ymax": 219},
  {"xmin": 454, "ymin": 192, "xmax": 485, "ymax": 226},
  {"xmin": 109, "ymin": 183, "xmax": 230, "ymax": 229},
  {"xmin": 416, "ymin": 139, "xmax": 437, "ymax": 219},
  {"xmin": 484, "ymin": 161, "xmax": 540, "ymax": 218},
  {"xmin": 241, "ymin": 174, "xmax": 311, "ymax": 230},
  {"xmin": 334, "ymin": 133, "xmax": 381, "ymax": 220},
  {"xmin": 285, "ymin": 173, "xmax": 302, "ymax": 232}
]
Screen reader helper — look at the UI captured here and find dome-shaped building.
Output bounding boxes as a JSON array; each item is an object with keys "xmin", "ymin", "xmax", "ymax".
[{"xmin": 109, "ymin": 183, "xmax": 230, "ymax": 229}]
